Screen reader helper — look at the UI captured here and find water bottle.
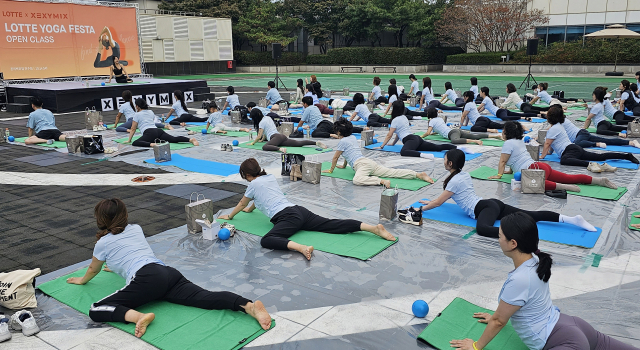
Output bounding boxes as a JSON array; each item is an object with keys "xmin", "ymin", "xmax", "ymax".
[{"xmin": 4, "ymin": 128, "xmax": 9, "ymax": 140}]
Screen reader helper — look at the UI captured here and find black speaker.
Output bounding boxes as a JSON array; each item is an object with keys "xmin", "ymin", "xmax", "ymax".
[
  {"xmin": 526, "ymin": 39, "xmax": 538, "ymax": 56},
  {"xmin": 272, "ymin": 43, "xmax": 282, "ymax": 60}
]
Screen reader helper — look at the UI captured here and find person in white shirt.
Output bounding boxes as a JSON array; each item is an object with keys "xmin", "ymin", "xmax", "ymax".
[
  {"xmin": 248, "ymin": 108, "xmax": 324, "ymax": 153},
  {"xmin": 618, "ymin": 80, "xmax": 640, "ymax": 116},
  {"xmin": 419, "ymin": 77, "xmax": 435, "ymax": 109},
  {"xmin": 584, "ymin": 88, "xmax": 628, "ymax": 136},
  {"xmin": 203, "ymin": 101, "xmax": 250, "ymax": 134},
  {"xmin": 221, "ymin": 86, "xmax": 242, "ymax": 112},
  {"xmin": 499, "ymin": 84, "xmax": 524, "ymax": 110},
  {"xmin": 460, "ymin": 91, "xmax": 505, "ymax": 133},
  {"xmin": 407, "ymin": 74, "xmax": 420, "ymax": 97},
  {"xmin": 421, "ymin": 108, "xmax": 502, "ymax": 145},
  {"xmin": 439, "ymin": 82, "xmax": 465, "ymax": 107},
  {"xmin": 348, "ymin": 93, "xmax": 391, "ymax": 127},
  {"xmin": 369, "ymin": 77, "xmax": 387, "ymax": 104},
  {"xmin": 477, "ymin": 87, "xmax": 537, "ymax": 121},
  {"xmin": 529, "ymin": 83, "xmax": 587, "ymax": 109},
  {"xmin": 127, "ymin": 99, "xmax": 198, "ymax": 148},
  {"xmin": 166, "ymin": 90, "xmax": 208, "ymax": 126},
  {"xmin": 596, "ymin": 85, "xmax": 635, "ymax": 125},
  {"xmin": 219, "ymin": 158, "xmax": 396, "ymax": 260},
  {"xmin": 470, "ymin": 77, "xmax": 482, "ymax": 103},
  {"xmin": 115, "ymin": 92, "xmax": 169, "ymax": 132},
  {"xmin": 289, "ymin": 79, "xmax": 306, "ymax": 108}
]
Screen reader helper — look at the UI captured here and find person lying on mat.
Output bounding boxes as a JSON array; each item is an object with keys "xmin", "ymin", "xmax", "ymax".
[
  {"xmin": 204, "ymin": 101, "xmax": 250, "ymax": 134},
  {"xmin": 115, "ymin": 90, "xmax": 172, "ymax": 133},
  {"xmin": 489, "ymin": 120, "xmax": 618, "ymax": 192},
  {"xmin": 421, "ymin": 108, "xmax": 502, "ymax": 146},
  {"xmin": 348, "ymin": 93, "xmax": 391, "ymax": 127},
  {"xmin": 541, "ymin": 106, "xmax": 637, "ymax": 172},
  {"xmin": 323, "ymin": 118, "xmax": 433, "ymax": 187},
  {"xmin": 297, "ymin": 97, "xmax": 365, "ymax": 139},
  {"xmin": 439, "ymin": 82, "xmax": 465, "ymax": 107},
  {"xmin": 127, "ymin": 99, "xmax": 199, "ymax": 148},
  {"xmin": 246, "ymin": 102, "xmax": 278, "ymax": 118},
  {"xmin": 460, "ymin": 91, "xmax": 505, "ymax": 133},
  {"xmin": 477, "ymin": 87, "xmax": 537, "ymax": 121},
  {"xmin": 247, "ymin": 109, "xmax": 325, "ymax": 153},
  {"xmin": 219, "ymin": 158, "xmax": 396, "ymax": 260},
  {"xmin": 66, "ymin": 198, "xmax": 271, "ymax": 338},
  {"xmin": 24, "ymin": 97, "xmax": 67, "ymax": 145},
  {"xmin": 164, "ymin": 90, "xmax": 208, "ymax": 126},
  {"xmin": 376, "ymin": 100, "xmax": 458, "ymax": 159},
  {"xmin": 449, "ymin": 212, "xmax": 638, "ymax": 350},
  {"xmin": 584, "ymin": 88, "xmax": 631, "ymax": 137},
  {"xmin": 398, "ymin": 149, "xmax": 597, "ymax": 235}
]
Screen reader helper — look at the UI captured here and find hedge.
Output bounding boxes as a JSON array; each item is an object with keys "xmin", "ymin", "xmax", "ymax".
[
  {"xmin": 234, "ymin": 51, "xmax": 305, "ymax": 66},
  {"xmin": 446, "ymin": 52, "xmax": 509, "ymax": 64}
]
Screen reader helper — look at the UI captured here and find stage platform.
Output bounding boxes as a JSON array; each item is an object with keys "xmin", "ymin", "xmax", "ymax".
[{"xmin": 6, "ymin": 78, "xmax": 208, "ymax": 113}]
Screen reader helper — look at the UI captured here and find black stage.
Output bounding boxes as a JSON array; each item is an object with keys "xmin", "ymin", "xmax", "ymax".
[{"xmin": 6, "ymin": 78, "xmax": 208, "ymax": 113}]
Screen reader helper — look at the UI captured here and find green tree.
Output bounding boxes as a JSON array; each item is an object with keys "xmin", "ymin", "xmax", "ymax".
[
  {"xmin": 338, "ymin": 0, "xmax": 380, "ymax": 47},
  {"xmin": 235, "ymin": 0, "xmax": 301, "ymax": 49}
]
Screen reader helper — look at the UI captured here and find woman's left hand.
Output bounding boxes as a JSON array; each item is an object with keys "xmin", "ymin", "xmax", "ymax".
[
  {"xmin": 449, "ymin": 338, "xmax": 475, "ymax": 349},
  {"xmin": 219, "ymin": 214, "xmax": 231, "ymax": 220},
  {"xmin": 488, "ymin": 175, "xmax": 502, "ymax": 180},
  {"xmin": 67, "ymin": 277, "xmax": 84, "ymax": 285},
  {"xmin": 373, "ymin": 146, "xmax": 383, "ymax": 149},
  {"xmin": 418, "ymin": 199, "xmax": 431, "ymax": 205}
]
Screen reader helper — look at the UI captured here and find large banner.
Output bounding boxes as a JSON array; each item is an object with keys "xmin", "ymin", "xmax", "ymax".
[{"xmin": 0, "ymin": 0, "xmax": 141, "ymax": 80}]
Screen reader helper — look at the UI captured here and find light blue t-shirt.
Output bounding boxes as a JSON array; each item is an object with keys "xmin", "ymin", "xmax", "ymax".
[
  {"xmin": 445, "ymin": 171, "xmax": 482, "ymax": 219},
  {"xmin": 390, "ymin": 115, "xmax": 412, "ymax": 140},
  {"xmin": 118, "ymin": 102, "xmax": 136, "ymax": 121},
  {"xmin": 336, "ymin": 135, "xmax": 363, "ymax": 168},
  {"xmin": 244, "ymin": 174, "xmax": 294, "ymax": 219},
  {"xmin": 27, "ymin": 109, "xmax": 57, "ymax": 133},
  {"xmin": 255, "ymin": 107, "xmax": 271, "ymax": 116},
  {"xmin": 354, "ymin": 104, "xmax": 371, "ymax": 122},
  {"xmin": 537, "ymin": 90, "xmax": 552, "ymax": 104},
  {"xmin": 372, "ymin": 86, "xmax": 382, "ymax": 99},
  {"xmin": 305, "ymin": 92, "xmax": 319, "ymax": 105},
  {"xmin": 301, "ymin": 105, "xmax": 324, "ymax": 129},
  {"xmin": 546, "ymin": 123, "xmax": 572, "ymax": 156},
  {"xmin": 499, "ymin": 256, "xmax": 560, "ymax": 350},
  {"xmin": 502, "ymin": 139, "xmax": 535, "ymax": 172},
  {"xmin": 444, "ymin": 89, "xmax": 458, "ymax": 102},
  {"xmin": 172, "ymin": 101, "xmax": 187, "ymax": 117},
  {"xmin": 388, "ymin": 95, "xmax": 398, "ymax": 105},
  {"xmin": 207, "ymin": 111, "xmax": 223, "ymax": 125},
  {"xmin": 561, "ymin": 119, "xmax": 580, "ymax": 142},
  {"xmin": 482, "ymin": 96, "xmax": 499, "ymax": 115},
  {"xmin": 428, "ymin": 117, "xmax": 452, "ymax": 138},
  {"xmin": 133, "ymin": 110, "xmax": 157, "ymax": 134},
  {"xmin": 410, "ymin": 80, "xmax": 419, "ymax": 95},
  {"xmin": 93, "ymin": 224, "xmax": 165, "ymax": 284},
  {"xmin": 470, "ymin": 85, "xmax": 479, "ymax": 99},
  {"xmin": 258, "ymin": 116, "xmax": 279, "ymax": 141},
  {"xmin": 603, "ymin": 99, "xmax": 617, "ymax": 118},
  {"xmin": 422, "ymin": 87, "xmax": 434, "ymax": 103},
  {"xmin": 226, "ymin": 94, "xmax": 240, "ymax": 109},
  {"xmin": 464, "ymin": 102, "xmax": 481, "ymax": 124},
  {"xmin": 590, "ymin": 102, "xmax": 606, "ymax": 126},
  {"xmin": 266, "ymin": 88, "xmax": 283, "ymax": 105}
]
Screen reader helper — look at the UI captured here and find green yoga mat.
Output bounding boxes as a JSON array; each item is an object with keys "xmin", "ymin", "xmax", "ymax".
[
  {"xmin": 186, "ymin": 126, "xmax": 250, "ymax": 137},
  {"xmin": 629, "ymin": 211, "xmax": 640, "ymax": 231},
  {"xmin": 415, "ymin": 132, "xmax": 504, "ymax": 147},
  {"xmin": 12, "ymin": 137, "xmax": 67, "ymax": 148},
  {"xmin": 469, "ymin": 166, "xmax": 627, "ymax": 200},
  {"xmin": 320, "ymin": 162, "xmax": 434, "ymax": 191},
  {"xmin": 220, "ymin": 210, "xmax": 397, "ymax": 260},
  {"xmin": 418, "ymin": 297, "xmax": 527, "ymax": 350},
  {"xmin": 38, "ymin": 268, "xmax": 273, "ymax": 350},
  {"xmin": 114, "ymin": 136, "xmax": 195, "ymax": 150},
  {"xmin": 576, "ymin": 116, "xmax": 611, "ymax": 122},
  {"xmin": 238, "ymin": 141, "xmax": 332, "ymax": 155}
]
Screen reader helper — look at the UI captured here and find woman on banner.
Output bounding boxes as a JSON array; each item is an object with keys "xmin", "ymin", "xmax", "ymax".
[{"xmin": 94, "ymin": 26, "xmax": 129, "ymax": 69}]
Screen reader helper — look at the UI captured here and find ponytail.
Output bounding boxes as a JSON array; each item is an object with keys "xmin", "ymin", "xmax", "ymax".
[
  {"xmin": 122, "ymin": 90, "xmax": 134, "ymax": 111},
  {"xmin": 442, "ymin": 148, "xmax": 465, "ymax": 190},
  {"xmin": 443, "ymin": 169, "xmax": 461, "ymax": 190},
  {"xmin": 501, "ymin": 212, "xmax": 553, "ymax": 282},
  {"xmin": 534, "ymin": 251, "xmax": 553, "ymax": 282},
  {"xmin": 240, "ymin": 158, "xmax": 267, "ymax": 179}
]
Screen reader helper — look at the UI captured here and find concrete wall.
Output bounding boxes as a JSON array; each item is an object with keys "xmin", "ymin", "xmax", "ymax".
[
  {"xmin": 236, "ymin": 65, "xmax": 443, "ymax": 74},
  {"xmin": 443, "ymin": 64, "xmax": 640, "ymax": 74}
]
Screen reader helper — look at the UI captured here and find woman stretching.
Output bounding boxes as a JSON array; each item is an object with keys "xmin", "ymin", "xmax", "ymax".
[
  {"xmin": 450, "ymin": 212, "xmax": 638, "ymax": 350},
  {"xmin": 289, "ymin": 79, "xmax": 306, "ymax": 108},
  {"xmin": 115, "ymin": 91, "xmax": 170, "ymax": 132},
  {"xmin": 541, "ymin": 107, "xmax": 637, "ymax": 171},
  {"xmin": 67, "ymin": 199, "xmax": 272, "ymax": 338},
  {"xmin": 248, "ymin": 109, "xmax": 325, "ymax": 153},
  {"xmin": 219, "ymin": 158, "xmax": 396, "ymax": 260},
  {"xmin": 421, "ymin": 108, "xmax": 502, "ymax": 145},
  {"xmin": 584, "ymin": 88, "xmax": 628, "ymax": 136},
  {"xmin": 460, "ymin": 91, "xmax": 505, "ymax": 133},
  {"xmin": 529, "ymin": 83, "xmax": 587, "ymax": 109},
  {"xmin": 478, "ymin": 87, "xmax": 538, "ymax": 121},
  {"xmin": 439, "ymin": 82, "xmax": 465, "ymax": 107},
  {"xmin": 166, "ymin": 90, "xmax": 208, "ymax": 126},
  {"xmin": 489, "ymin": 121, "xmax": 618, "ymax": 192},
  {"xmin": 221, "ymin": 86, "xmax": 241, "ymax": 112},
  {"xmin": 398, "ymin": 149, "xmax": 597, "ymax": 236},
  {"xmin": 369, "ymin": 77, "xmax": 387, "ymax": 104},
  {"xmin": 381, "ymin": 85, "xmax": 427, "ymax": 119},
  {"xmin": 127, "ymin": 99, "xmax": 198, "ymax": 148},
  {"xmin": 419, "ymin": 77, "xmax": 436, "ymax": 109},
  {"xmin": 558, "ymin": 104, "xmax": 640, "ymax": 149},
  {"xmin": 323, "ymin": 118, "xmax": 433, "ymax": 187},
  {"xmin": 597, "ymin": 85, "xmax": 635, "ymax": 125},
  {"xmin": 348, "ymin": 93, "xmax": 391, "ymax": 127},
  {"xmin": 204, "ymin": 101, "xmax": 250, "ymax": 134},
  {"xmin": 108, "ymin": 57, "xmax": 132, "ymax": 84},
  {"xmin": 618, "ymin": 80, "xmax": 640, "ymax": 116},
  {"xmin": 376, "ymin": 100, "xmax": 456, "ymax": 158}
]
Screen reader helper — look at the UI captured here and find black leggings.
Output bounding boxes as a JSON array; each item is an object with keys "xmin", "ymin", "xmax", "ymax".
[
  {"xmin": 474, "ymin": 199, "xmax": 559, "ymax": 238},
  {"xmin": 343, "ymin": 101, "xmax": 357, "ymax": 111},
  {"xmin": 428, "ymin": 100, "xmax": 463, "ymax": 111},
  {"xmin": 471, "ymin": 117, "xmax": 505, "ymax": 132},
  {"xmin": 262, "ymin": 205, "xmax": 362, "ymax": 251},
  {"xmin": 404, "ymin": 108, "xmax": 427, "ymax": 118},
  {"xmin": 367, "ymin": 114, "xmax": 391, "ymax": 127},
  {"xmin": 520, "ymin": 102, "xmax": 550, "ymax": 113},
  {"xmin": 596, "ymin": 120, "xmax": 626, "ymax": 136},
  {"xmin": 170, "ymin": 113, "xmax": 208, "ymax": 125},
  {"xmin": 560, "ymin": 144, "xmax": 634, "ymax": 167},
  {"xmin": 495, "ymin": 109, "xmax": 537, "ymax": 121},
  {"xmin": 400, "ymin": 134, "xmax": 456, "ymax": 157},
  {"xmin": 89, "ymin": 263, "xmax": 250, "ymax": 323},
  {"xmin": 132, "ymin": 128, "xmax": 190, "ymax": 148},
  {"xmin": 263, "ymin": 133, "xmax": 316, "ymax": 151},
  {"xmin": 374, "ymin": 96, "xmax": 388, "ymax": 104},
  {"xmin": 543, "ymin": 313, "xmax": 640, "ymax": 350},
  {"xmin": 311, "ymin": 120, "xmax": 362, "ymax": 138},
  {"xmin": 454, "ymin": 97, "xmax": 465, "ymax": 107},
  {"xmin": 614, "ymin": 111, "xmax": 635, "ymax": 125}
]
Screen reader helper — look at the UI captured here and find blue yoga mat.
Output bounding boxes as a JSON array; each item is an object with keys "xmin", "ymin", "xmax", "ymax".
[
  {"xmin": 408, "ymin": 201, "xmax": 602, "ymax": 248},
  {"xmin": 588, "ymin": 145, "xmax": 640, "ymax": 154},
  {"xmin": 542, "ymin": 153, "xmax": 639, "ymax": 169},
  {"xmin": 352, "ymin": 120, "xmax": 368, "ymax": 126},
  {"xmin": 364, "ymin": 142, "xmax": 482, "ymax": 160},
  {"xmin": 144, "ymin": 154, "xmax": 240, "ymax": 176},
  {"xmin": 625, "ymin": 111, "xmax": 633, "ymax": 116}
]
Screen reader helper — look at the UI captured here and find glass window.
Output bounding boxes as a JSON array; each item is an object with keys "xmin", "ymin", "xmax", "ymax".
[
  {"xmin": 565, "ymin": 26, "xmax": 584, "ymax": 42},
  {"xmin": 585, "ymin": 25, "xmax": 604, "ymax": 35},
  {"xmin": 627, "ymin": 24, "xmax": 640, "ymax": 34},
  {"xmin": 535, "ymin": 27, "xmax": 548, "ymax": 46},
  {"xmin": 547, "ymin": 26, "xmax": 565, "ymax": 45}
]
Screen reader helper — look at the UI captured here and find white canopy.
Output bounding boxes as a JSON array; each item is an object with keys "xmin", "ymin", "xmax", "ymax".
[{"xmin": 584, "ymin": 24, "xmax": 640, "ymax": 39}]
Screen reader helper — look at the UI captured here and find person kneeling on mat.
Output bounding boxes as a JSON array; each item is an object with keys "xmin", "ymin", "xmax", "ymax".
[
  {"xmin": 219, "ymin": 158, "xmax": 396, "ymax": 260},
  {"xmin": 66, "ymin": 198, "xmax": 272, "ymax": 338},
  {"xmin": 398, "ymin": 149, "xmax": 597, "ymax": 235},
  {"xmin": 204, "ymin": 101, "xmax": 250, "ymax": 134},
  {"xmin": 449, "ymin": 212, "xmax": 639, "ymax": 350},
  {"xmin": 489, "ymin": 121, "xmax": 618, "ymax": 192},
  {"xmin": 24, "ymin": 97, "xmax": 67, "ymax": 145},
  {"xmin": 248, "ymin": 109, "xmax": 326, "ymax": 153},
  {"xmin": 421, "ymin": 108, "xmax": 502, "ymax": 146},
  {"xmin": 323, "ymin": 118, "xmax": 433, "ymax": 187},
  {"xmin": 127, "ymin": 99, "xmax": 199, "ymax": 148}
]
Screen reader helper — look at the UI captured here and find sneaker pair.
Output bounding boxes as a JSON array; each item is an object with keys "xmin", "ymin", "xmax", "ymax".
[
  {"xmin": 398, "ymin": 207, "xmax": 423, "ymax": 226},
  {"xmin": 587, "ymin": 162, "xmax": 616, "ymax": 173},
  {"xmin": 220, "ymin": 144, "xmax": 233, "ymax": 152},
  {"xmin": 3, "ymin": 310, "xmax": 40, "ymax": 340}
]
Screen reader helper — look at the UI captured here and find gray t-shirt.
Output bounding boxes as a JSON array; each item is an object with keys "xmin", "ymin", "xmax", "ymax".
[
  {"xmin": 244, "ymin": 174, "xmax": 294, "ymax": 219},
  {"xmin": 133, "ymin": 110, "xmax": 157, "ymax": 134},
  {"xmin": 591, "ymin": 102, "xmax": 606, "ymax": 126},
  {"xmin": 464, "ymin": 102, "xmax": 481, "ymax": 124},
  {"xmin": 546, "ymin": 123, "xmax": 572, "ymax": 156},
  {"xmin": 428, "ymin": 117, "xmax": 452, "ymax": 138},
  {"xmin": 354, "ymin": 104, "xmax": 371, "ymax": 122},
  {"xmin": 390, "ymin": 115, "xmax": 412, "ymax": 140},
  {"xmin": 207, "ymin": 111, "xmax": 223, "ymax": 125},
  {"xmin": 259, "ymin": 116, "xmax": 279, "ymax": 141},
  {"xmin": 561, "ymin": 119, "xmax": 580, "ymax": 142},
  {"xmin": 336, "ymin": 135, "xmax": 363, "ymax": 168},
  {"xmin": 502, "ymin": 139, "xmax": 535, "ymax": 172}
]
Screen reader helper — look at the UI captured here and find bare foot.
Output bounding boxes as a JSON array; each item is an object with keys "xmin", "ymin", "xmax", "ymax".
[
  {"xmin": 473, "ymin": 140, "xmax": 483, "ymax": 146},
  {"xmin": 632, "ymin": 224, "xmax": 640, "ymax": 229},
  {"xmin": 103, "ymin": 266, "xmax": 112, "ymax": 272},
  {"xmin": 190, "ymin": 138, "xmax": 199, "ymax": 146},
  {"xmin": 596, "ymin": 142, "xmax": 607, "ymax": 148},
  {"xmin": 632, "ymin": 140, "xmax": 640, "ymax": 148},
  {"xmin": 166, "ymin": 125, "xmax": 174, "ymax": 130},
  {"xmin": 180, "ymin": 122, "xmax": 186, "ymax": 127},
  {"xmin": 135, "ymin": 313, "xmax": 155, "ymax": 338},
  {"xmin": 620, "ymin": 133, "xmax": 628, "ymax": 138},
  {"xmin": 380, "ymin": 179, "xmax": 391, "ymax": 188},
  {"xmin": 416, "ymin": 172, "xmax": 434, "ymax": 183},
  {"xmin": 279, "ymin": 147, "xmax": 287, "ymax": 153},
  {"xmin": 244, "ymin": 301, "xmax": 272, "ymax": 330},
  {"xmin": 373, "ymin": 224, "xmax": 396, "ymax": 241},
  {"xmin": 296, "ymin": 245, "xmax": 313, "ymax": 260},
  {"xmin": 149, "ymin": 143, "xmax": 157, "ymax": 147}
]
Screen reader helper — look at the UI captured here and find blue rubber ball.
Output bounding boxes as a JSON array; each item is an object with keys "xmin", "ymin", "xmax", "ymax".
[
  {"xmin": 298, "ymin": 127, "xmax": 303, "ymax": 131},
  {"xmin": 524, "ymin": 136, "xmax": 531, "ymax": 143},
  {"xmin": 514, "ymin": 172, "xmax": 522, "ymax": 181},
  {"xmin": 218, "ymin": 228, "xmax": 231, "ymax": 240},
  {"xmin": 622, "ymin": 130, "xmax": 627, "ymax": 134},
  {"xmin": 8, "ymin": 136, "xmax": 15, "ymax": 142},
  {"xmin": 202, "ymin": 129, "xmax": 207, "ymax": 134},
  {"xmin": 232, "ymin": 140, "xmax": 239, "ymax": 146},
  {"xmin": 101, "ymin": 82, "xmax": 105, "ymax": 86},
  {"xmin": 412, "ymin": 300, "xmax": 429, "ymax": 318},
  {"xmin": 372, "ymin": 138, "xmax": 378, "ymax": 143}
]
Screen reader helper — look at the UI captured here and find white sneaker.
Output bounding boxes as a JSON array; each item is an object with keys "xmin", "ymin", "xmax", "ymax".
[
  {"xmin": 46, "ymin": 139, "xmax": 54, "ymax": 145},
  {"xmin": 587, "ymin": 162, "xmax": 602, "ymax": 173},
  {"xmin": 0, "ymin": 316, "xmax": 10, "ymax": 342},
  {"xmin": 10, "ymin": 310, "xmax": 39, "ymax": 336}
]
